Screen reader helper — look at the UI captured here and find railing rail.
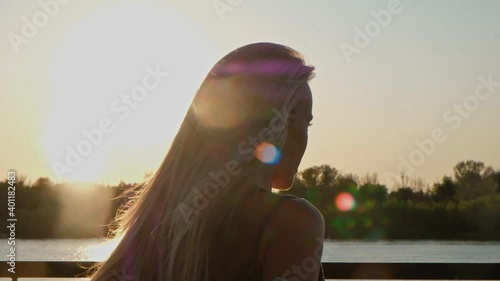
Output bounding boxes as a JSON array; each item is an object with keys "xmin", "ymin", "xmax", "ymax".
[{"xmin": 1, "ymin": 261, "xmax": 499, "ymax": 280}]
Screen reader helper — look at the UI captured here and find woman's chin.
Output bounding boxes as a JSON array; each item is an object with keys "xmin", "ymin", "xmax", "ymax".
[{"xmin": 272, "ymin": 175, "xmax": 295, "ymax": 190}]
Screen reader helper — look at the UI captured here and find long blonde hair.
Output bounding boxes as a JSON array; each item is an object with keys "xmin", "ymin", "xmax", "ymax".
[{"xmin": 89, "ymin": 42, "xmax": 315, "ymax": 281}]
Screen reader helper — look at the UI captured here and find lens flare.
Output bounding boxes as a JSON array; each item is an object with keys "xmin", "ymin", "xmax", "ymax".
[
  {"xmin": 255, "ymin": 142, "xmax": 281, "ymax": 165},
  {"xmin": 192, "ymin": 78, "xmax": 250, "ymax": 129},
  {"xmin": 335, "ymin": 192, "xmax": 356, "ymax": 212}
]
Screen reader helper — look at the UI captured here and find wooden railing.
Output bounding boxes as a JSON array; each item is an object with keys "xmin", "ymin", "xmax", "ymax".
[{"xmin": 1, "ymin": 261, "xmax": 499, "ymax": 280}]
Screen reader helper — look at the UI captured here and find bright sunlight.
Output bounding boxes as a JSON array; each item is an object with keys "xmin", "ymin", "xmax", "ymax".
[{"xmin": 41, "ymin": 2, "xmax": 217, "ymax": 183}]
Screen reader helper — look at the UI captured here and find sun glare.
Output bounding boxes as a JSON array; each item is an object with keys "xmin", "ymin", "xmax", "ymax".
[
  {"xmin": 84, "ymin": 235, "xmax": 124, "ymax": 261},
  {"xmin": 42, "ymin": 2, "xmax": 217, "ymax": 183}
]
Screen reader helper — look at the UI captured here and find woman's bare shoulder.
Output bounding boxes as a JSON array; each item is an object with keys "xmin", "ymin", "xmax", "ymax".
[
  {"xmin": 241, "ymin": 191, "xmax": 324, "ymax": 231},
  {"xmin": 262, "ymin": 195, "xmax": 325, "ymax": 281},
  {"xmin": 272, "ymin": 194, "xmax": 325, "ymax": 231}
]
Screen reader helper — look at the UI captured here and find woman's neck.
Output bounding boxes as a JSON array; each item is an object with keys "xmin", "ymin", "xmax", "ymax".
[{"xmin": 257, "ymin": 167, "xmax": 273, "ymax": 191}]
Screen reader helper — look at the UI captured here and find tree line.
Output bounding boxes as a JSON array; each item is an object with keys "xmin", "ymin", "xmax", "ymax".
[
  {"xmin": 282, "ymin": 160, "xmax": 500, "ymax": 240},
  {"xmin": 1, "ymin": 160, "xmax": 499, "ymax": 240}
]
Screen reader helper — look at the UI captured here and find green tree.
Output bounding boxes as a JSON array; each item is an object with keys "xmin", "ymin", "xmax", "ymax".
[
  {"xmin": 359, "ymin": 183, "xmax": 388, "ymax": 206},
  {"xmin": 495, "ymin": 172, "xmax": 500, "ymax": 194},
  {"xmin": 298, "ymin": 164, "xmax": 338, "ymax": 188},
  {"xmin": 388, "ymin": 187, "xmax": 414, "ymax": 203},
  {"xmin": 432, "ymin": 176, "xmax": 456, "ymax": 202},
  {"xmin": 453, "ymin": 160, "xmax": 496, "ymax": 200}
]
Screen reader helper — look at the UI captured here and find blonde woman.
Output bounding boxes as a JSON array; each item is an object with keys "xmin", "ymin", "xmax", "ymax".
[{"xmin": 89, "ymin": 42, "xmax": 325, "ymax": 281}]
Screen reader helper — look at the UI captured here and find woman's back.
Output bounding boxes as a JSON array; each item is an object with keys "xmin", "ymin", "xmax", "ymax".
[
  {"xmin": 210, "ymin": 188, "xmax": 293, "ymax": 280},
  {"xmin": 210, "ymin": 188, "xmax": 325, "ymax": 281}
]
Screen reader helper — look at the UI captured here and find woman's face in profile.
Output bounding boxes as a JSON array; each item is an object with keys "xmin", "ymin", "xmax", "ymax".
[{"xmin": 272, "ymin": 83, "xmax": 313, "ymax": 190}]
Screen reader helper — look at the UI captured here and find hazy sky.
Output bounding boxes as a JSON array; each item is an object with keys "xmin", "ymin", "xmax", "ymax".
[{"xmin": 1, "ymin": 0, "xmax": 499, "ymax": 187}]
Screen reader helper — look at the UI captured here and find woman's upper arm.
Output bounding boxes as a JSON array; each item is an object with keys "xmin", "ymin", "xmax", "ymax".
[{"xmin": 262, "ymin": 198, "xmax": 325, "ymax": 281}]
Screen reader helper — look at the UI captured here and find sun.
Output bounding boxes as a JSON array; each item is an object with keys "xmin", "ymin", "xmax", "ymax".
[{"xmin": 42, "ymin": 2, "xmax": 217, "ymax": 183}]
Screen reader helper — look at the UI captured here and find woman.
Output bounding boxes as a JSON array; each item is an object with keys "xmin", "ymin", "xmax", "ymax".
[{"xmin": 89, "ymin": 42, "xmax": 325, "ymax": 281}]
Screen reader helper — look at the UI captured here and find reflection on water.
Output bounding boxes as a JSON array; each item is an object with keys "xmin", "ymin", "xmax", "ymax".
[
  {"xmin": 0, "ymin": 239, "xmax": 499, "ymax": 281},
  {"xmin": 321, "ymin": 240, "xmax": 500, "ymax": 263},
  {"xmin": 82, "ymin": 235, "xmax": 123, "ymax": 261},
  {"xmin": 0, "ymin": 239, "xmax": 499, "ymax": 262}
]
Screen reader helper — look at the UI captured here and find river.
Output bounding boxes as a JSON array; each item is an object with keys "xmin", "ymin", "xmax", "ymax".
[{"xmin": 1, "ymin": 239, "xmax": 499, "ymax": 280}]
